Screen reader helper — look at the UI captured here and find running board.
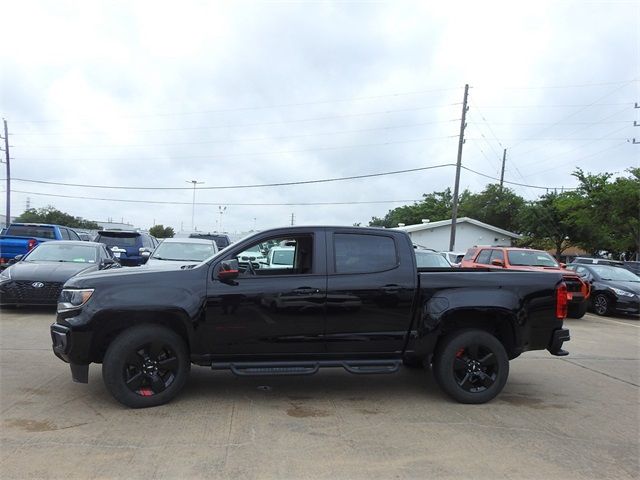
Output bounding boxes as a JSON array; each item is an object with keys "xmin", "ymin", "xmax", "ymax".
[{"xmin": 211, "ymin": 359, "xmax": 401, "ymax": 376}]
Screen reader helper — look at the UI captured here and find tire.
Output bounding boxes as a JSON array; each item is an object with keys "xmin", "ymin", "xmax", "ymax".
[
  {"xmin": 432, "ymin": 329, "xmax": 509, "ymax": 404},
  {"xmin": 592, "ymin": 294, "xmax": 610, "ymax": 316},
  {"xmin": 567, "ymin": 301, "xmax": 588, "ymax": 319},
  {"xmin": 102, "ymin": 325, "xmax": 190, "ymax": 408}
]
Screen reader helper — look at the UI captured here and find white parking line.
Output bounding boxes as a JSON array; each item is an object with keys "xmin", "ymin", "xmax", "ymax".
[{"xmin": 583, "ymin": 314, "xmax": 640, "ymax": 328}]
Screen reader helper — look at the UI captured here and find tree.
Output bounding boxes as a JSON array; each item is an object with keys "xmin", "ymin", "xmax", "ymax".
[
  {"xmin": 149, "ymin": 225, "xmax": 175, "ymax": 238},
  {"xmin": 15, "ymin": 206, "xmax": 100, "ymax": 230},
  {"xmin": 459, "ymin": 184, "xmax": 525, "ymax": 233}
]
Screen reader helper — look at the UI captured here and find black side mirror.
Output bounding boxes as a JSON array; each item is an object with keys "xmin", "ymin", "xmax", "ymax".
[
  {"xmin": 100, "ymin": 258, "xmax": 116, "ymax": 269},
  {"xmin": 218, "ymin": 259, "xmax": 240, "ymax": 282}
]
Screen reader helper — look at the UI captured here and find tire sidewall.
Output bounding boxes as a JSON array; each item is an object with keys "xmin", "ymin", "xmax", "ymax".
[
  {"xmin": 102, "ymin": 325, "xmax": 190, "ymax": 408},
  {"xmin": 433, "ymin": 329, "xmax": 509, "ymax": 404}
]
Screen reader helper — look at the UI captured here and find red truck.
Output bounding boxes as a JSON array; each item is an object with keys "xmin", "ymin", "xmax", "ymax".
[{"xmin": 460, "ymin": 246, "xmax": 590, "ymax": 318}]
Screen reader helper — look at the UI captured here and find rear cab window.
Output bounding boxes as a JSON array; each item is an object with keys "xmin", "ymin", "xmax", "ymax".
[{"xmin": 6, "ymin": 225, "xmax": 56, "ymax": 239}]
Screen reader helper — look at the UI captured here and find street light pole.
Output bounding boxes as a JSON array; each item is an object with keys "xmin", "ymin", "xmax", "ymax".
[
  {"xmin": 218, "ymin": 206, "xmax": 227, "ymax": 232},
  {"xmin": 186, "ymin": 180, "xmax": 204, "ymax": 231}
]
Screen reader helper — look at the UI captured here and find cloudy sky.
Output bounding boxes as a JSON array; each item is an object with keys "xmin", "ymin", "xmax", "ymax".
[{"xmin": 1, "ymin": 0, "xmax": 637, "ymax": 234}]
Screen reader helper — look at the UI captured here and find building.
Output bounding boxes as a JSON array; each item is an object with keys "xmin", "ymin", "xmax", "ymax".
[{"xmin": 395, "ymin": 217, "xmax": 521, "ymax": 252}]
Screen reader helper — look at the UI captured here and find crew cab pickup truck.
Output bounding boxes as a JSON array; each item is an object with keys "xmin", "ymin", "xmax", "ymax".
[
  {"xmin": 51, "ymin": 226, "xmax": 570, "ymax": 408},
  {"xmin": 0, "ymin": 223, "xmax": 81, "ymax": 268}
]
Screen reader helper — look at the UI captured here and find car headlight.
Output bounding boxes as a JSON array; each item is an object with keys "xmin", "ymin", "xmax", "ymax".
[
  {"xmin": 0, "ymin": 268, "xmax": 11, "ymax": 283},
  {"xmin": 610, "ymin": 287, "xmax": 635, "ymax": 298},
  {"xmin": 57, "ymin": 289, "xmax": 95, "ymax": 313}
]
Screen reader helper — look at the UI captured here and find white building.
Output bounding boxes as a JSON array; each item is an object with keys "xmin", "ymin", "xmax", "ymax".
[{"xmin": 395, "ymin": 217, "xmax": 521, "ymax": 252}]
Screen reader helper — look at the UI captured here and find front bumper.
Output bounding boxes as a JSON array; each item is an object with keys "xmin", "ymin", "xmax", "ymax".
[
  {"xmin": 613, "ymin": 297, "xmax": 640, "ymax": 315},
  {"xmin": 547, "ymin": 328, "xmax": 570, "ymax": 356},
  {"xmin": 50, "ymin": 323, "xmax": 91, "ymax": 383}
]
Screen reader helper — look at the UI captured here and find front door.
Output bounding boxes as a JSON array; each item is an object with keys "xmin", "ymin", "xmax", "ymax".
[{"xmin": 203, "ymin": 231, "xmax": 326, "ymax": 356}]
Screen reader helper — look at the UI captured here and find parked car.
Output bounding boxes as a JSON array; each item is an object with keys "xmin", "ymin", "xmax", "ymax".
[
  {"xmin": 571, "ymin": 257, "xmax": 625, "ymax": 267},
  {"xmin": 460, "ymin": 246, "xmax": 591, "ymax": 318},
  {"xmin": 0, "ymin": 223, "xmax": 82, "ymax": 269},
  {"xmin": 94, "ymin": 230, "xmax": 158, "ymax": 266},
  {"xmin": 188, "ymin": 233, "xmax": 232, "ymax": 250},
  {"xmin": 622, "ymin": 261, "xmax": 640, "ymax": 275},
  {"xmin": 565, "ymin": 264, "xmax": 640, "ymax": 316},
  {"xmin": 261, "ymin": 245, "xmax": 295, "ymax": 269},
  {"xmin": 439, "ymin": 251, "xmax": 465, "ymax": 266},
  {"xmin": 0, "ymin": 241, "xmax": 119, "ymax": 307},
  {"xmin": 50, "ymin": 226, "xmax": 570, "ymax": 408},
  {"xmin": 76, "ymin": 231, "xmax": 95, "ymax": 242},
  {"xmin": 144, "ymin": 238, "xmax": 218, "ymax": 267},
  {"xmin": 415, "ymin": 249, "xmax": 452, "ymax": 268}
]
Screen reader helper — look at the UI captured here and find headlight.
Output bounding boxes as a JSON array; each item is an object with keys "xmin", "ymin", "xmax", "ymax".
[
  {"xmin": 57, "ymin": 289, "xmax": 94, "ymax": 313},
  {"xmin": 610, "ymin": 287, "xmax": 635, "ymax": 298},
  {"xmin": 0, "ymin": 268, "xmax": 11, "ymax": 283}
]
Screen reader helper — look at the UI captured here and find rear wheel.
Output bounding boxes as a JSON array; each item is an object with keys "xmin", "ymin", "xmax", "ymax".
[
  {"xmin": 568, "ymin": 301, "xmax": 588, "ymax": 319},
  {"xmin": 102, "ymin": 325, "xmax": 190, "ymax": 408},
  {"xmin": 592, "ymin": 294, "xmax": 610, "ymax": 316},
  {"xmin": 433, "ymin": 329, "xmax": 509, "ymax": 404}
]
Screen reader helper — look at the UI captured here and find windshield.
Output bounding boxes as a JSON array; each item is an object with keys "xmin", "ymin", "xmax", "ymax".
[
  {"xmin": 6, "ymin": 225, "xmax": 56, "ymax": 239},
  {"xmin": 507, "ymin": 250, "xmax": 559, "ymax": 267},
  {"xmin": 25, "ymin": 244, "xmax": 97, "ymax": 263},
  {"xmin": 416, "ymin": 251, "xmax": 451, "ymax": 268},
  {"xmin": 592, "ymin": 265, "xmax": 640, "ymax": 282},
  {"xmin": 151, "ymin": 242, "xmax": 216, "ymax": 262}
]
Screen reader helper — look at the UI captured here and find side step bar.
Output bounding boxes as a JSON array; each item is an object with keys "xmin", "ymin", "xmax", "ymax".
[{"xmin": 212, "ymin": 359, "xmax": 401, "ymax": 376}]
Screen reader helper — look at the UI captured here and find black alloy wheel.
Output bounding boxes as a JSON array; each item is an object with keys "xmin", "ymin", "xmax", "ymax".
[
  {"xmin": 103, "ymin": 325, "xmax": 189, "ymax": 408},
  {"xmin": 433, "ymin": 329, "xmax": 509, "ymax": 404},
  {"xmin": 593, "ymin": 294, "xmax": 609, "ymax": 316}
]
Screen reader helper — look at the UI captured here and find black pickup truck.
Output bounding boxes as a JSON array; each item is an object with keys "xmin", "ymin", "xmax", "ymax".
[{"xmin": 51, "ymin": 226, "xmax": 570, "ymax": 408}]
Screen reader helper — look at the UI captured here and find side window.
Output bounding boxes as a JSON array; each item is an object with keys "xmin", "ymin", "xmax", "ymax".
[
  {"xmin": 575, "ymin": 266, "xmax": 588, "ymax": 277},
  {"xmin": 489, "ymin": 250, "xmax": 504, "ymax": 262},
  {"xmin": 59, "ymin": 228, "xmax": 71, "ymax": 240},
  {"xmin": 68, "ymin": 229, "xmax": 81, "ymax": 240},
  {"xmin": 334, "ymin": 233, "xmax": 397, "ymax": 274},
  {"xmin": 234, "ymin": 235, "xmax": 313, "ymax": 276},
  {"xmin": 475, "ymin": 249, "xmax": 492, "ymax": 264},
  {"xmin": 141, "ymin": 235, "xmax": 152, "ymax": 248}
]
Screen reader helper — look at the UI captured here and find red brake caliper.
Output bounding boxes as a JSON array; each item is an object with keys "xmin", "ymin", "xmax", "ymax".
[
  {"xmin": 455, "ymin": 348, "xmax": 465, "ymax": 358},
  {"xmin": 138, "ymin": 388, "xmax": 154, "ymax": 396}
]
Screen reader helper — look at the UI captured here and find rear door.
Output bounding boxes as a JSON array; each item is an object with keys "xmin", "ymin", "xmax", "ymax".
[{"xmin": 324, "ymin": 229, "xmax": 416, "ymax": 354}]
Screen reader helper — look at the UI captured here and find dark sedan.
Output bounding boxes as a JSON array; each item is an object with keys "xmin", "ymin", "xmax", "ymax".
[
  {"xmin": 0, "ymin": 241, "xmax": 119, "ymax": 307},
  {"xmin": 566, "ymin": 264, "xmax": 640, "ymax": 316}
]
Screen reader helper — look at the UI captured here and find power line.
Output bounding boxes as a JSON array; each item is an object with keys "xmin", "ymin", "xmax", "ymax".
[
  {"xmin": 9, "ymin": 189, "xmax": 425, "ymax": 206},
  {"xmin": 17, "ymin": 134, "xmax": 458, "ymax": 162},
  {"xmin": 8, "ymin": 163, "xmax": 458, "ymax": 191},
  {"xmin": 17, "ymin": 119, "xmax": 460, "ymax": 148},
  {"xmin": 460, "ymin": 165, "xmax": 576, "ymax": 191},
  {"xmin": 472, "ymin": 79, "xmax": 638, "ymax": 90}
]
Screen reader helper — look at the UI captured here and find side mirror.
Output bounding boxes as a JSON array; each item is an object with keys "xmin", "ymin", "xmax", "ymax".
[
  {"xmin": 13, "ymin": 254, "xmax": 24, "ymax": 262},
  {"xmin": 100, "ymin": 258, "xmax": 116, "ymax": 269},
  {"xmin": 218, "ymin": 260, "xmax": 240, "ymax": 281},
  {"xmin": 491, "ymin": 259, "xmax": 505, "ymax": 267},
  {"xmin": 141, "ymin": 251, "xmax": 151, "ymax": 258},
  {"xmin": 559, "ymin": 262, "xmax": 566, "ymax": 268},
  {"xmin": 139, "ymin": 247, "xmax": 151, "ymax": 254}
]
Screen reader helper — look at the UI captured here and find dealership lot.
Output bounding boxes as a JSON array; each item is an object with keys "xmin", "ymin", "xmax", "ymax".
[{"xmin": 1, "ymin": 310, "xmax": 638, "ymax": 480}]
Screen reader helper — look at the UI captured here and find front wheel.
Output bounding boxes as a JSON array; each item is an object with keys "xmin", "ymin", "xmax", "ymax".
[
  {"xmin": 592, "ymin": 294, "xmax": 610, "ymax": 316},
  {"xmin": 433, "ymin": 329, "xmax": 509, "ymax": 404},
  {"xmin": 102, "ymin": 325, "xmax": 190, "ymax": 408}
]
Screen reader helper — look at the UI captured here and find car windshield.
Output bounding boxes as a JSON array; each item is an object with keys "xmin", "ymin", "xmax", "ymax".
[
  {"xmin": 25, "ymin": 244, "xmax": 97, "ymax": 263},
  {"xmin": 6, "ymin": 225, "xmax": 56, "ymax": 239},
  {"xmin": 507, "ymin": 251, "xmax": 559, "ymax": 267},
  {"xmin": 416, "ymin": 251, "xmax": 451, "ymax": 268},
  {"xmin": 151, "ymin": 242, "xmax": 215, "ymax": 262},
  {"xmin": 96, "ymin": 233, "xmax": 139, "ymax": 247},
  {"xmin": 591, "ymin": 265, "xmax": 640, "ymax": 282}
]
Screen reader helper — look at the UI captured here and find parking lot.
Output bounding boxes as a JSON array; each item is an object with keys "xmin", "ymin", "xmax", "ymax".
[{"xmin": 1, "ymin": 309, "xmax": 638, "ymax": 480}]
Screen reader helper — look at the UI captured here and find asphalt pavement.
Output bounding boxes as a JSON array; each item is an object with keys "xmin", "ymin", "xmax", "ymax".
[{"xmin": 1, "ymin": 309, "xmax": 638, "ymax": 479}]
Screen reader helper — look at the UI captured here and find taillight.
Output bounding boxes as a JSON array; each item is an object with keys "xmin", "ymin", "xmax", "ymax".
[
  {"xmin": 581, "ymin": 279, "xmax": 591, "ymax": 299},
  {"xmin": 556, "ymin": 282, "xmax": 568, "ymax": 319},
  {"xmin": 27, "ymin": 239, "xmax": 37, "ymax": 251}
]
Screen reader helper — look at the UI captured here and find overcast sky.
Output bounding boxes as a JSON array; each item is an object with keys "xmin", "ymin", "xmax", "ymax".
[{"xmin": 1, "ymin": 0, "xmax": 637, "ymax": 234}]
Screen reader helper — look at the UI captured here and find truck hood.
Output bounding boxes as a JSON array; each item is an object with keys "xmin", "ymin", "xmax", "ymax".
[
  {"xmin": 63, "ymin": 261, "xmax": 206, "ymax": 288},
  {"xmin": 6, "ymin": 261, "xmax": 96, "ymax": 282}
]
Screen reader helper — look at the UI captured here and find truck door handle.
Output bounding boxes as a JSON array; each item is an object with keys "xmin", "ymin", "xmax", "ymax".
[
  {"xmin": 293, "ymin": 287, "xmax": 320, "ymax": 294},
  {"xmin": 381, "ymin": 284, "xmax": 400, "ymax": 294}
]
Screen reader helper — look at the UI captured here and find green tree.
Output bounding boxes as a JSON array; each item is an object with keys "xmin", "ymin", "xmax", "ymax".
[
  {"xmin": 149, "ymin": 225, "xmax": 175, "ymax": 238},
  {"xmin": 459, "ymin": 184, "xmax": 525, "ymax": 232},
  {"xmin": 15, "ymin": 206, "xmax": 100, "ymax": 230}
]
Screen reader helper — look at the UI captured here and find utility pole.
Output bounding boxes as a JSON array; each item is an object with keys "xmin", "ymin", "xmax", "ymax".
[
  {"xmin": 186, "ymin": 180, "xmax": 204, "ymax": 231},
  {"xmin": 448, "ymin": 84, "xmax": 469, "ymax": 251},
  {"xmin": 499, "ymin": 148, "xmax": 506, "ymax": 191},
  {"xmin": 218, "ymin": 206, "xmax": 227, "ymax": 232},
  {"xmin": 290, "ymin": 213, "xmax": 295, "ymax": 226},
  {"xmin": 0, "ymin": 119, "xmax": 10, "ymax": 227}
]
